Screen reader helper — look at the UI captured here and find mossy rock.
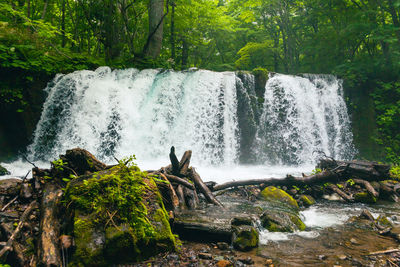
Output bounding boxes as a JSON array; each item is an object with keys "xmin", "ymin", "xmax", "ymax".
[
  {"xmin": 354, "ymin": 192, "xmax": 377, "ymax": 204},
  {"xmin": 298, "ymin": 195, "xmax": 316, "ymax": 207},
  {"xmin": 375, "ymin": 215, "xmax": 393, "ymax": 228},
  {"xmin": 252, "ymin": 68, "xmax": 269, "ymax": 98},
  {"xmin": 259, "ymin": 186, "xmax": 299, "ymax": 210},
  {"xmin": 260, "ymin": 210, "xmax": 305, "ymax": 232},
  {"xmin": 232, "ymin": 225, "xmax": 259, "ymax": 251},
  {"xmin": 66, "ymin": 163, "xmax": 177, "ymax": 266},
  {"xmin": 0, "ymin": 165, "xmax": 10, "ymax": 176},
  {"xmin": 389, "ymin": 166, "xmax": 400, "ymax": 180}
]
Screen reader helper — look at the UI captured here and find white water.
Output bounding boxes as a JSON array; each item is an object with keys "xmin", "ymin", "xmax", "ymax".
[{"xmin": 2, "ymin": 68, "xmax": 355, "ymax": 182}]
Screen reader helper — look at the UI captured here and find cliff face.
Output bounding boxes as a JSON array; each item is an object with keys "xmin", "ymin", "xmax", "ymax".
[{"xmin": 0, "ymin": 68, "xmax": 49, "ymax": 160}]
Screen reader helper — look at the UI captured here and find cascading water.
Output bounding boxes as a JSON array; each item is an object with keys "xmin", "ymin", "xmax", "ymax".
[
  {"xmin": 18, "ymin": 67, "xmax": 356, "ymax": 181},
  {"xmin": 253, "ymin": 73, "xmax": 355, "ymax": 165}
]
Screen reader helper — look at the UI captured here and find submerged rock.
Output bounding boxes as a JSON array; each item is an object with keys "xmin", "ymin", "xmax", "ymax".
[
  {"xmin": 232, "ymin": 225, "xmax": 259, "ymax": 251},
  {"xmin": 0, "ymin": 165, "xmax": 10, "ymax": 176}
]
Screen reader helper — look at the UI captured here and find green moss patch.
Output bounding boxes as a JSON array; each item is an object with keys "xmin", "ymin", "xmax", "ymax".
[
  {"xmin": 259, "ymin": 186, "xmax": 299, "ymax": 210},
  {"xmin": 65, "ymin": 158, "xmax": 177, "ymax": 266}
]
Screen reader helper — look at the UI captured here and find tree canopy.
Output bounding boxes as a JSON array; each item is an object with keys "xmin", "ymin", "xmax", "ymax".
[{"xmin": 1, "ymin": 0, "xmax": 400, "ymax": 163}]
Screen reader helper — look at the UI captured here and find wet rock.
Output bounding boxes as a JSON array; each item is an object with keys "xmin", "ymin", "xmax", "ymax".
[
  {"xmin": 198, "ymin": 252, "xmax": 212, "ymax": 259},
  {"xmin": 261, "ymin": 210, "xmax": 305, "ymax": 232},
  {"xmin": 350, "ymin": 238, "xmax": 359, "ymax": 245},
  {"xmin": 238, "ymin": 257, "xmax": 254, "ymax": 264},
  {"xmin": 217, "ymin": 242, "xmax": 230, "ymax": 250},
  {"xmin": 232, "ymin": 225, "xmax": 259, "ymax": 251},
  {"xmin": 298, "ymin": 194, "xmax": 316, "ymax": 207},
  {"xmin": 216, "ymin": 259, "xmax": 233, "ymax": 267},
  {"xmin": 354, "ymin": 192, "xmax": 377, "ymax": 204},
  {"xmin": 259, "ymin": 186, "xmax": 299, "ymax": 210},
  {"xmin": 0, "ymin": 165, "xmax": 10, "ymax": 176},
  {"xmin": 375, "ymin": 215, "xmax": 393, "ymax": 228},
  {"xmin": 231, "ymin": 217, "xmax": 253, "ymax": 226},
  {"xmin": 338, "ymin": 254, "xmax": 347, "ymax": 260}
]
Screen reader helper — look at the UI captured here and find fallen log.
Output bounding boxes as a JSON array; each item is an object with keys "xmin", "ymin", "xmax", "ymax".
[
  {"xmin": 176, "ymin": 185, "xmax": 186, "ymax": 210},
  {"xmin": 212, "ymin": 169, "xmax": 341, "ymax": 191},
  {"xmin": 38, "ymin": 182, "xmax": 63, "ymax": 267},
  {"xmin": 327, "ymin": 184, "xmax": 353, "ymax": 202},
  {"xmin": 353, "ymin": 179, "xmax": 379, "ymax": 198},
  {"xmin": 164, "ymin": 173, "xmax": 195, "ymax": 190},
  {"xmin": 318, "ymin": 159, "xmax": 390, "ymax": 181},
  {"xmin": 183, "ymin": 187, "xmax": 198, "ymax": 210},
  {"xmin": 190, "ymin": 168, "xmax": 224, "ymax": 208}
]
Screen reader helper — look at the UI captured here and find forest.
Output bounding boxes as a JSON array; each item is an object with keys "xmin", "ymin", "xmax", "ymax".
[{"xmin": 0, "ymin": 0, "xmax": 400, "ymax": 163}]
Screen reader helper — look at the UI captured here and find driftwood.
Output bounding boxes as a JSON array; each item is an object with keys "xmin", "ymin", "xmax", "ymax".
[
  {"xmin": 353, "ymin": 179, "xmax": 379, "ymax": 198},
  {"xmin": 190, "ymin": 168, "xmax": 223, "ymax": 208},
  {"xmin": 0, "ymin": 201, "xmax": 37, "ymax": 260},
  {"xmin": 212, "ymin": 169, "xmax": 341, "ymax": 191},
  {"xmin": 164, "ymin": 173, "xmax": 195, "ymax": 190},
  {"xmin": 368, "ymin": 248, "xmax": 400, "ymax": 256},
  {"xmin": 183, "ymin": 187, "xmax": 198, "ymax": 210},
  {"xmin": 179, "ymin": 150, "xmax": 192, "ymax": 176},
  {"xmin": 176, "ymin": 185, "xmax": 186, "ymax": 210},
  {"xmin": 328, "ymin": 184, "xmax": 353, "ymax": 202},
  {"xmin": 159, "ymin": 173, "xmax": 179, "ymax": 210},
  {"xmin": 38, "ymin": 182, "xmax": 63, "ymax": 267},
  {"xmin": 59, "ymin": 148, "xmax": 107, "ymax": 175},
  {"xmin": 169, "ymin": 146, "xmax": 180, "ymax": 175},
  {"xmin": 212, "ymin": 158, "xmax": 391, "ymax": 192}
]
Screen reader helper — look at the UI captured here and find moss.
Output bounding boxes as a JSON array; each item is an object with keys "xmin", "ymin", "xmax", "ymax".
[
  {"xmin": 259, "ymin": 186, "xmax": 299, "ymax": 210},
  {"xmin": 354, "ymin": 192, "xmax": 377, "ymax": 204},
  {"xmin": 0, "ymin": 165, "xmax": 10, "ymax": 176},
  {"xmin": 65, "ymin": 158, "xmax": 176, "ymax": 265},
  {"xmin": 375, "ymin": 215, "xmax": 393, "ymax": 228},
  {"xmin": 299, "ymin": 195, "xmax": 315, "ymax": 207},
  {"xmin": 390, "ymin": 165, "xmax": 400, "ymax": 180},
  {"xmin": 290, "ymin": 214, "xmax": 306, "ymax": 231},
  {"xmin": 232, "ymin": 225, "xmax": 259, "ymax": 251}
]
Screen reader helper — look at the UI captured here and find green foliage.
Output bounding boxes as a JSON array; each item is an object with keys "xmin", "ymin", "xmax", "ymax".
[
  {"xmin": 390, "ymin": 165, "xmax": 400, "ymax": 180},
  {"xmin": 235, "ymin": 42, "xmax": 275, "ymax": 70},
  {"xmin": 346, "ymin": 179, "xmax": 355, "ymax": 186},
  {"xmin": 311, "ymin": 168, "xmax": 322, "ymax": 175}
]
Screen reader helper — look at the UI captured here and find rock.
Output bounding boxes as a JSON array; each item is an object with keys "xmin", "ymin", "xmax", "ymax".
[
  {"xmin": 359, "ymin": 209, "xmax": 374, "ymax": 221},
  {"xmin": 198, "ymin": 252, "xmax": 212, "ymax": 259},
  {"xmin": 0, "ymin": 178, "xmax": 21, "ymax": 196},
  {"xmin": 354, "ymin": 192, "xmax": 377, "ymax": 204},
  {"xmin": 375, "ymin": 215, "xmax": 393, "ymax": 228},
  {"xmin": 0, "ymin": 165, "xmax": 10, "ymax": 176},
  {"xmin": 232, "ymin": 225, "xmax": 259, "ymax": 251},
  {"xmin": 217, "ymin": 242, "xmax": 229, "ymax": 250},
  {"xmin": 231, "ymin": 217, "xmax": 253, "ymax": 226},
  {"xmin": 261, "ymin": 210, "xmax": 305, "ymax": 232},
  {"xmin": 259, "ymin": 186, "xmax": 299, "ymax": 210},
  {"xmin": 66, "ymin": 164, "xmax": 177, "ymax": 266},
  {"xmin": 338, "ymin": 254, "xmax": 347, "ymax": 260},
  {"xmin": 238, "ymin": 257, "xmax": 254, "ymax": 264},
  {"xmin": 217, "ymin": 259, "xmax": 233, "ymax": 267},
  {"xmin": 350, "ymin": 238, "xmax": 359, "ymax": 245},
  {"xmin": 298, "ymin": 194, "xmax": 316, "ymax": 207},
  {"xmin": 318, "ymin": 255, "xmax": 327, "ymax": 260}
]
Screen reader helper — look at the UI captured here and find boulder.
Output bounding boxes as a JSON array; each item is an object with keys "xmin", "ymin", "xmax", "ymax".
[
  {"xmin": 298, "ymin": 194, "xmax": 315, "ymax": 207},
  {"xmin": 0, "ymin": 178, "xmax": 21, "ymax": 195},
  {"xmin": 232, "ymin": 225, "xmax": 259, "ymax": 251},
  {"xmin": 0, "ymin": 165, "xmax": 10, "ymax": 176},
  {"xmin": 260, "ymin": 210, "xmax": 305, "ymax": 232},
  {"xmin": 66, "ymin": 163, "xmax": 177, "ymax": 266},
  {"xmin": 354, "ymin": 192, "xmax": 377, "ymax": 204},
  {"xmin": 259, "ymin": 186, "xmax": 299, "ymax": 210}
]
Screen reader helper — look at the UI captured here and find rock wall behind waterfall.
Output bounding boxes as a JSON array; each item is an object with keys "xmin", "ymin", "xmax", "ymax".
[{"xmin": 28, "ymin": 67, "xmax": 356, "ymax": 165}]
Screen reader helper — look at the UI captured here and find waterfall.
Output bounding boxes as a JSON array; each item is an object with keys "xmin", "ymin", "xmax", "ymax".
[
  {"xmin": 28, "ymin": 67, "xmax": 355, "ymax": 168},
  {"xmin": 253, "ymin": 73, "xmax": 355, "ymax": 165}
]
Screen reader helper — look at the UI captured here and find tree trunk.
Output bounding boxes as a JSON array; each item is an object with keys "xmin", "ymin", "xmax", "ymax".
[
  {"xmin": 41, "ymin": 0, "xmax": 49, "ymax": 20},
  {"xmin": 170, "ymin": 1, "xmax": 176, "ymax": 60},
  {"xmin": 145, "ymin": 0, "xmax": 164, "ymax": 58},
  {"xmin": 61, "ymin": 0, "xmax": 66, "ymax": 47},
  {"xmin": 181, "ymin": 37, "xmax": 188, "ymax": 69}
]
